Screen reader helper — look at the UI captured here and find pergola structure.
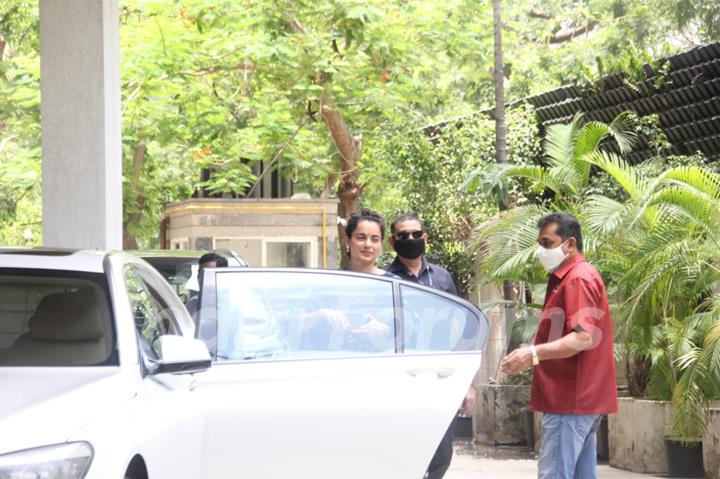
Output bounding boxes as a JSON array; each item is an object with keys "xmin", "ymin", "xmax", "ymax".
[{"xmin": 40, "ymin": 0, "xmax": 121, "ymax": 250}]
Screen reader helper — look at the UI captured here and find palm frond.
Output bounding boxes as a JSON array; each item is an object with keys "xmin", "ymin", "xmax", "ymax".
[
  {"xmin": 574, "ymin": 121, "xmax": 610, "ymax": 157},
  {"xmin": 543, "ymin": 112, "xmax": 584, "ymax": 169},
  {"xmin": 582, "ymin": 194, "xmax": 627, "ymax": 237},
  {"xmin": 471, "ymin": 204, "xmax": 550, "ymax": 282},
  {"xmin": 582, "ymin": 150, "xmax": 645, "ymax": 201},
  {"xmin": 660, "ymin": 166, "xmax": 720, "ymax": 200},
  {"xmin": 645, "ymin": 186, "xmax": 720, "ymax": 240},
  {"xmin": 469, "ymin": 163, "xmax": 569, "ymax": 196},
  {"xmin": 607, "ymin": 111, "xmax": 639, "ymax": 154},
  {"xmin": 547, "ymin": 163, "xmax": 584, "ymax": 194}
]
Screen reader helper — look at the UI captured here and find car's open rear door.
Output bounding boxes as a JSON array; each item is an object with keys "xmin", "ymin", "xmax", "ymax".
[{"xmin": 191, "ymin": 269, "xmax": 488, "ymax": 479}]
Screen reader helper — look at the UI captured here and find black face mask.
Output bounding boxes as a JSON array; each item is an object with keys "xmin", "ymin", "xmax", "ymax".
[{"xmin": 394, "ymin": 238, "xmax": 425, "ymax": 259}]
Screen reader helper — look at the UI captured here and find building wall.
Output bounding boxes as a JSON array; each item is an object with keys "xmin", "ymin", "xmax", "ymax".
[{"xmin": 164, "ymin": 198, "xmax": 339, "ymax": 269}]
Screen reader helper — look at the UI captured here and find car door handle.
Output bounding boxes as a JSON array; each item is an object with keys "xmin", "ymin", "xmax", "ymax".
[{"xmin": 405, "ymin": 367, "xmax": 455, "ymax": 379}]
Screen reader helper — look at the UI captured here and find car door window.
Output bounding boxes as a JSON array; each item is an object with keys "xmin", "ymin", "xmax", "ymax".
[
  {"xmin": 212, "ymin": 271, "xmax": 395, "ymax": 361},
  {"xmin": 123, "ymin": 266, "xmax": 181, "ymax": 359},
  {"xmin": 400, "ymin": 284, "xmax": 483, "ymax": 353}
]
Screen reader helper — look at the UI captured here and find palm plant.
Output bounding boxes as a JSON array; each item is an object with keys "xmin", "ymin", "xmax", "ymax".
[
  {"xmin": 551, "ymin": 158, "xmax": 720, "ymax": 439},
  {"xmin": 604, "ymin": 165, "xmax": 720, "ymax": 439},
  {"xmin": 469, "ymin": 111, "xmax": 720, "ymax": 439},
  {"xmin": 468, "ymin": 111, "xmax": 638, "ymax": 284}
]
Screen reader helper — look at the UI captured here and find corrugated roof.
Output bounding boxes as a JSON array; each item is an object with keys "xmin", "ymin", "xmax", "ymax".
[
  {"xmin": 426, "ymin": 41, "xmax": 720, "ymax": 164},
  {"xmin": 522, "ymin": 41, "xmax": 720, "ymax": 164}
]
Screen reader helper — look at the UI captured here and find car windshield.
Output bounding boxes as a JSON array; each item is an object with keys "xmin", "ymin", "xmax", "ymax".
[{"xmin": 0, "ymin": 268, "xmax": 117, "ymax": 367}]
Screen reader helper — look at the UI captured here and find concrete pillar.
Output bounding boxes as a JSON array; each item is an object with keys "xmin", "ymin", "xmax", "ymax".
[{"xmin": 40, "ymin": 0, "xmax": 121, "ymax": 250}]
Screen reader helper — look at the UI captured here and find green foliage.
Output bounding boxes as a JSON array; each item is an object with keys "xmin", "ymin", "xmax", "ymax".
[
  {"xmin": 500, "ymin": 0, "xmax": 718, "ymax": 98},
  {"xmin": 0, "ymin": 1, "xmax": 40, "ymax": 245},
  {"xmin": 3, "ymin": 0, "xmax": 719, "ymax": 245},
  {"xmin": 370, "ymin": 105, "xmax": 541, "ymax": 297},
  {"xmin": 118, "ymin": 0, "xmax": 508, "ymax": 246}
]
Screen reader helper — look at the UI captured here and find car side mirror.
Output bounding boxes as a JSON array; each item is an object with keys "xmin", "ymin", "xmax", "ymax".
[{"xmin": 151, "ymin": 335, "xmax": 211, "ymax": 375}]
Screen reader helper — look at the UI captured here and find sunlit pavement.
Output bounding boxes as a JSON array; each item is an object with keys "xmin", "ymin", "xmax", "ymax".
[{"xmin": 445, "ymin": 441, "xmax": 667, "ymax": 478}]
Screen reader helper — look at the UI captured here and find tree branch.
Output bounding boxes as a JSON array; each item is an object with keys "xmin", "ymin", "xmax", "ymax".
[
  {"xmin": 246, "ymin": 121, "xmax": 305, "ymax": 197},
  {"xmin": 529, "ymin": 9, "xmax": 553, "ymax": 20},
  {"xmin": 122, "ymin": 82, "xmax": 142, "ymax": 116},
  {"xmin": 319, "ymin": 91, "xmax": 361, "ymax": 172},
  {"xmin": 548, "ymin": 21, "xmax": 598, "ymax": 44},
  {"xmin": 180, "ymin": 62, "xmax": 256, "ymax": 77},
  {"xmin": 286, "ymin": 17, "xmax": 307, "ymax": 34}
]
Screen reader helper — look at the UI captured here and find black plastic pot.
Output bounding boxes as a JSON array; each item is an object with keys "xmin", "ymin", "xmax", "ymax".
[
  {"xmin": 525, "ymin": 410, "xmax": 535, "ymax": 449},
  {"xmin": 596, "ymin": 415, "xmax": 609, "ymax": 461},
  {"xmin": 451, "ymin": 414, "xmax": 473, "ymax": 439},
  {"xmin": 664, "ymin": 437, "xmax": 704, "ymax": 478}
]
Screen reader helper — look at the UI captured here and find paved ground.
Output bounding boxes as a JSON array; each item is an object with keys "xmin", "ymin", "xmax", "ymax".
[{"xmin": 445, "ymin": 441, "xmax": 665, "ymax": 478}]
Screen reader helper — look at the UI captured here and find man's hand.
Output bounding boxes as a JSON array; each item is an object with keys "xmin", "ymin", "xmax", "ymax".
[{"xmin": 500, "ymin": 346, "xmax": 533, "ymax": 374}]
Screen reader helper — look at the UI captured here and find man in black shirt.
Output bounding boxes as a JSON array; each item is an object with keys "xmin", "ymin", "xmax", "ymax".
[
  {"xmin": 386, "ymin": 214, "xmax": 457, "ymax": 295},
  {"xmin": 386, "ymin": 213, "xmax": 458, "ymax": 479}
]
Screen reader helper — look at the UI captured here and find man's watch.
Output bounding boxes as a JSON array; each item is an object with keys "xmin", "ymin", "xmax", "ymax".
[{"xmin": 529, "ymin": 345, "xmax": 540, "ymax": 366}]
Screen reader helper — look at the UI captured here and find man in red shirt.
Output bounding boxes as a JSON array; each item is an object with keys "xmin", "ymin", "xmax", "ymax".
[{"xmin": 501, "ymin": 212, "xmax": 618, "ymax": 479}]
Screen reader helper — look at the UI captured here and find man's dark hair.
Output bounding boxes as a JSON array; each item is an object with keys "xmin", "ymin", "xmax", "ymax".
[
  {"xmin": 537, "ymin": 212, "xmax": 583, "ymax": 252},
  {"xmin": 346, "ymin": 208, "xmax": 386, "ymax": 238},
  {"xmin": 390, "ymin": 213, "xmax": 424, "ymax": 235},
  {"xmin": 199, "ymin": 251, "xmax": 228, "ymax": 267}
]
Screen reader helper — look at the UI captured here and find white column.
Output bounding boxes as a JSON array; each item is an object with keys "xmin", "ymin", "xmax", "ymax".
[{"xmin": 40, "ymin": 0, "xmax": 121, "ymax": 250}]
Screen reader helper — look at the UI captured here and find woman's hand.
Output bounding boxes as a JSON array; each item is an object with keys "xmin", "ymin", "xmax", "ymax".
[{"xmin": 351, "ymin": 314, "xmax": 390, "ymax": 336}]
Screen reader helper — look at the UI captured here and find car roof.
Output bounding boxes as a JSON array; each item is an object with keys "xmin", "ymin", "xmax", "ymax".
[
  {"xmin": 0, "ymin": 248, "xmax": 108, "ymax": 273},
  {"xmin": 133, "ymin": 249, "xmax": 249, "ymax": 267}
]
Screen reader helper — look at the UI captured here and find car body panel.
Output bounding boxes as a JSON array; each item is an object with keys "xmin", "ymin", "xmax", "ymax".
[
  {"xmin": 196, "ymin": 353, "xmax": 481, "ymax": 479},
  {"xmin": 0, "ymin": 251, "xmax": 204, "ymax": 478},
  {"xmin": 0, "ymin": 368, "xmax": 133, "ymax": 453},
  {"xmin": 1, "ymin": 251, "xmax": 487, "ymax": 479},
  {"xmin": 0, "ymin": 249, "xmax": 105, "ymax": 273}
]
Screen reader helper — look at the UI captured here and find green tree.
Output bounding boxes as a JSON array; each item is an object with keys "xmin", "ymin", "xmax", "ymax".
[
  {"xmin": 0, "ymin": 1, "xmax": 40, "ymax": 245},
  {"xmin": 372, "ymin": 104, "xmax": 540, "ymax": 297}
]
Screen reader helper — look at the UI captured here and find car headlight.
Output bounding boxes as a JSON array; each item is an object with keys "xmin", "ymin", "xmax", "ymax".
[{"xmin": 0, "ymin": 442, "xmax": 93, "ymax": 479}]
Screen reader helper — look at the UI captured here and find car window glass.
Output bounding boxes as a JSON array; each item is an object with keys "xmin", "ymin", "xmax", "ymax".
[
  {"xmin": 213, "ymin": 272, "xmax": 395, "ymax": 361},
  {"xmin": 0, "ymin": 269, "xmax": 115, "ymax": 367},
  {"xmin": 400, "ymin": 285, "xmax": 482, "ymax": 353},
  {"xmin": 123, "ymin": 266, "xmax": 180, "ymax": 359}
]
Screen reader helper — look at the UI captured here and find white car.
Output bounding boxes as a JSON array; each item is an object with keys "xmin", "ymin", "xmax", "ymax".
[{"xmin": 0, "ymin": 249, "xmax": 488, "ymax": 479}]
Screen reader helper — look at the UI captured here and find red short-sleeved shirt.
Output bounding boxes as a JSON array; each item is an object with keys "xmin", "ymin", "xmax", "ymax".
[{"xmin": 530, "ymin": 254, "xmax": 618, "ymax": 414}]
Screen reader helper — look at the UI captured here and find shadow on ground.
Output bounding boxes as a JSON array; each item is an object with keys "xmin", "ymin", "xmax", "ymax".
[{"xmin": 454, "ymin": 439, "xmax": 537, "ymax": 461}]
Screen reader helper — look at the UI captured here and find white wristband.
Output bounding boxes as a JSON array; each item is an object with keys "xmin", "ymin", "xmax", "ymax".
[{"xmin": 530, "ymin": 345, "xmax": 540, "ymax": 366}]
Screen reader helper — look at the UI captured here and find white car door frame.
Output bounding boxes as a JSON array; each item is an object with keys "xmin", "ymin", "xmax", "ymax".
[
  {"xmin": 104, "ymin": 255, "xmax": 206, "ymax": 479},
  {"xmin": 193, "ymin": 269, "xmax": 488, "ymax": 479}
]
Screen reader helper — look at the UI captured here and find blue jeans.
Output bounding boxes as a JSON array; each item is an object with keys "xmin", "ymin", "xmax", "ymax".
[{"xmin": 537, "ymin": 413, "xmax": 603, "ymax": 479}]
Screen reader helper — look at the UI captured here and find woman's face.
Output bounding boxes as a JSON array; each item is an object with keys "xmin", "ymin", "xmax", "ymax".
[{"xmin": 347, "ymin": 220, "xmax": 383, "ymax": 269}]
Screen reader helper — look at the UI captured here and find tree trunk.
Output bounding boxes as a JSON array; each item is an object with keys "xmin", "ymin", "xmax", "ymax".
[
  {"xmin": 493, "ymin": 0, "xmax": 517, "ymax": 353},
  {"xmin": 122, "ymin": 143, "xmax": 147, "ymax": 250},
  {"xmin": 319, "ymin": 90, "xmax": 363, "ymax": 269},
  {"xmin": 627, "ymin": 354, "xmax": 651, "ymax": 398}
]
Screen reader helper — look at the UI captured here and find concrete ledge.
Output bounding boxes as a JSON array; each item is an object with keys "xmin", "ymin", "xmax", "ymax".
[
  {"xmin": 474, "ymin": 384, "xmax": 530, "ymax": 445},
  {"xmin": 705, "ymin": 408, "xmax": 720, "ymax": 479},
  {"xmin": 608, "ymin": 398, "xmax": 670, "ymax": 474}
]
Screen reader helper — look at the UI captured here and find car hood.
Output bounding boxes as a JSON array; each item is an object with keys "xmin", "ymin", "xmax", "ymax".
[{"xmin": 0, "ymin": 367, "xmax": 135, "ymax": 454}]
